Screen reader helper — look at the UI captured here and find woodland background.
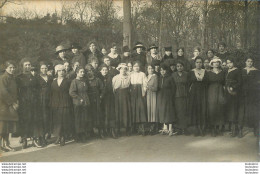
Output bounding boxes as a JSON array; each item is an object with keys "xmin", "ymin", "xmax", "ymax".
[{"xmin": 0, "ymin": 0, "xmax": 259, "ymax": 67}]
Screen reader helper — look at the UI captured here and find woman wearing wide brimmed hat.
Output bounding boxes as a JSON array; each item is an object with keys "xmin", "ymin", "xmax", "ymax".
[
  {"xmin": 52, "ymin": 45, "xmax": 70, "ymax": 67},
  {"xmin": 112, "ymin": 63, "xmax": 132, "ymax": 136},
  {"xmin": 146, "ymin": 44, "xmax": 162, "ymax": 65},
  {"xmin": 207, "ymin": 57, "xmax": 226, "ymax": 137},
  {"xmin": 132, "ymin": 42, "xmax": 146, "ymax": 71},
  {"xmin": 71, "ymin": 43, "xmax": 86, "ymax": 67}
]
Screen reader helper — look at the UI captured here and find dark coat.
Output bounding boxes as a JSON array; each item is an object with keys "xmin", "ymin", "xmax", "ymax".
[
  {"xmin": 0, "ymin": 72, "xmax": 18, "ymax": 121},
  {"xmin": 83, "ymin": 49, "xmax": 103, "ymax": 64},
  {"xmin": 132, "ymin": 52, "xmax": 147, "ymax": 71}
]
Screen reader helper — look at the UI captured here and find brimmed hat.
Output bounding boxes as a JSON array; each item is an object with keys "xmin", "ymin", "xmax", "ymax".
[
  {"xmin": 148, "ymin": 44, "xmax": 158, "ymax": 51},
  {"xmin": 55, "ymin": 45, "xmax": 69, "ymax": 54},
  {"xmin": 71, "ymin": 43, "xmax": 82, "ymax": 50},
  {"xmin": 133, "ymin": 42, "xmax": 146, "ymax": 50},
  {"xmin": 116, "ymin": 63, "xmax": 128, "ymax": 71},
  {"xmin": 122, "ymin": 46, "xmax": 130, "ymax": 52},
  {"xmin": 164, "ymin": 46, "xmax": 172, "ymax": 51},
  {"xmin": 209, "ymin": 58, "xmax": 222, "ymax": 67},
  {"xmin": 55, "ymin": 64, "xmax": 65, "ymax": 74}
]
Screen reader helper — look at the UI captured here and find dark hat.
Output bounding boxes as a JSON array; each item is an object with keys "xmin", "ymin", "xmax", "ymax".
[
  {"xmin": 164, "ymin": 46, "xmax": 172, "ymax": 51},
  {"xmin": 71, "ymin": 43, "xmax": 82, "ymax": 50},
  {"xmin": 133, "ymin": 42, "xmax": 146, "ymax": 50},
  {"xmin": 148, "ymin": 44, "xmax": 158, "ymax": 51},
  {"xmin": 55, "ymin": 45, "xmax": 69, "ymax": 54},
  {"xmin": 122, "ymin": 46, "xmax": 130, "ymax": 52}
]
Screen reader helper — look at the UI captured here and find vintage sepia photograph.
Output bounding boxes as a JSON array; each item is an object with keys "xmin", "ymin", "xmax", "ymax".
[{"xmin": 0, "ymin": 0, "xmax": 259, "ymax": 165}]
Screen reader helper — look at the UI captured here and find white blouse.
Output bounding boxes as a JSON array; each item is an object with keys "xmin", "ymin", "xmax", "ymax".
[
  {"xmin": 130, "ymin": 71, "xmax": 147, "ymax": 96},
  {"xmin": 112, "ymin": 74, "xmax": 131, "ymax": 91}
]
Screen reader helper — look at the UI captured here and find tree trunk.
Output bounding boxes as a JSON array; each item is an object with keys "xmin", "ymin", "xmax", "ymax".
[
  {"xmin": 201, "ymin": 0, "xmax": 208, "ymax": 50},
  {"xmin": 243, "ymin": 0, "xmax": 248, "ymax": 49},
  {"xmin": 123, "ymin": 0, "xmax": 132, "ymax": 49},
  {"xmin": 158, "ymin": 0, "xmax": 163, "ymax": 55}
]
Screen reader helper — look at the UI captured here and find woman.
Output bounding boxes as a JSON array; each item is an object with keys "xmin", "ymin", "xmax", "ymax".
[
  {"xmin": 203, "ymin": 58, "xmax": 211, "ymax": 72},
  {"xmin": 173, "ymin": 61, "xmax": 189, "ymax": 135},
  {"xmin": 225, "ymin": 57, "xmax": 242, "ymax": 137},
  {"xmin": 130, "ymin": 61, "xmax": 147, "ymax": 135},
  {"xmin": 127, "ymin": 61, "xmax": 133, "ymax": 75},
  {"xmin": 190, "ymin": 46, "xmax": 201, "ymax": 69},
  {"xmin": 132, "ymin": 42, "xmax": 146, "ymax": 72},
  {"xmin": 157, "ymin": 64, "xmax": 176, "ymax": 136},
  {"xmin": 0, "ymin": 61, "xmax": 19, "ymax": 152},
  {"xmin": 112, "ymin": 63, "xmax": 132, "ymax": 136},
  {"xmin": 206, "ymin": 49, "xmax": 215, "ymax": 60},
  {"xmin": 71, "ymin": 43, "xmax": 86, "ymax": 67},
  {"xmin": 85, "ymin": 64, "xmax": 104, "ymax": 138},
  {"xmin": 52, "ymin": 45, "xmax": 69, "ymax": 67},
  {"xmin": 38, "ymin": 62, "xmax": 53, "ymax": 143},
  {"xmin": 83, "ymin": 41, "xmax": 103, "ymax": 64},
  {"xmin": 207, "ymin": 58, "xmax": 226, "ymax": 137},
  {"xmin": 107, "ymin": 43, "xmax": 121, "ymax": 68},
  {"xmin": 238, "ymin": 57, "xmax": 260, "ymax": 137},
  {"xmin": 146, "ymin": 64, "xmax": 158, "ymax": 135},
  {"xmin": 188, "ymin": 57, "xmax": 208, "ymax": 136},
  {"xmin": 176, "ymin": 48, "xmax": 191, "ymax": 72},
  {"xmin": 50, "ymin": 64, "xmax": 73, "ymax": 146},
  {"xmin": 146, "ymin": 44, "xmax": 162, "ymax": 65},
  {"xmin": 69, "ymin": 66, "xmax": 90, "ymax": 142},
  {"xmin": 99, "ymin": 64, "xmax": 117, "ymax": 138}
]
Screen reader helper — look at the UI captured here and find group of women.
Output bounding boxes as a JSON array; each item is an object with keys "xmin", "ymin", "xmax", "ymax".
[{"xmin": 0, "ymin": 41, "xmax": 259, "ymax": 152}]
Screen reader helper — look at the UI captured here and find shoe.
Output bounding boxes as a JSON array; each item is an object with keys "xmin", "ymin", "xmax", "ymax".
[
  {"xmin": 21, "ymin": 138, "xmax": 27, "ymax": 149},
  {"xmin": 60, "ymin": 136, "xmax": 65, "ymax": 146},
  {"xmin": 54, "ymin": 137, "xmax": 61, "ymax": 145},
  {"xmin": 33, "ymin": 139, "xmax": 42, "ymax": 148},
  {"xmin": 4, "ymin": 140, "xmax": 15, "ymax": 152},
  {"xmin": 168, "ymin": 130, "xmax": 177, "ymax": 136},
  {"xmin": 111, "ymin": 129, "xmax": 118, "ymax": 139}
]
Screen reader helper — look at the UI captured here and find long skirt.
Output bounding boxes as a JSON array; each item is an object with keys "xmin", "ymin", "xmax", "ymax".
[
  {"xmin": 147, "ymin": 90, "xmax": 157, "ymax": 122},
  {"xmin": 225, "ymin": 91, "xmax": 239, "ymax": 123},
  {"xmin": 73, "ymin": 105, "xmax": 89, "ymax": 134},
  {"xmin": 101, "ymin": 93, "xmax": 116, "ymax": 129},
  {"xmin": 18, "ymin": 103, "xmax": 33, "ymax": 138},
  {"xmin": 175, "ymin": 97, "xmax": 188, "ymax": 129},
  {"xmin": 51, "ymin": 107, "xmax": 73, "ymax": 137},
  {"xmin": 40, "ymin": 93, "xmax": 51, "ymax": 134},
  {"xmin": 130, "ymin": 84, "xmax": 147, "ymax": 123},
  {"xmin": 208, "ymin": 84, "xmax": 226, "ymax": 126},
  {"xmin": 88, "ymin": 93, "xmax": 103, "ymax": 129},
  {"xmin": 114, "ymin": 88, "xmax": 132, "ymax": 130},
  {"xmin": 0, "ymin": 121, "xmax": 17, "ymax": 135}
]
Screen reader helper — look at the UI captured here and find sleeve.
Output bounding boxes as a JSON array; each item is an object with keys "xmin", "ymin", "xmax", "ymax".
[
  {"xmin": 232, "ymin": 70, "xmax": 242, "ymax": 90},
  {"xmin": 171, "ymin": 76, "xmax": 176, "ymax": 97},
  {"xmin": 150, "ymin": 75, "xmax": 158, "ymax": 92},
  {"xmin": 142, "ymin": 73, "xmax": 147, "ymax": 96},
  {"xmin": 0, "ymin": 76, "xmax": 16, "ymax": 106},
  {"xmin": 69, "ymin": 80, "xmax": 80, "ymax": 100},
  {"xmin": 98, "ymin": 78, "xmax": 104, "ymax": 97}
]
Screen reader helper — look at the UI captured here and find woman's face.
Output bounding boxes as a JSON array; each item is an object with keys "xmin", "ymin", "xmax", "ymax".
[
  {"xmin": 219, "ymin": 45, "xmax": 225, "ymax": 52},
  {"xmin": 6, "ymin": 64, "xmax": 15, "ymax": 75},
  {"xmin": 101, "ymin": 48, "xmax": 107, "ymax": 55},
  {"xmin": 100, "ymin": 67, "xmax": 108, "ymax": 76},
  {"xmin": 177, "ymin": 49, "xmax": 184, "ymax": 57},
  {"xmin": 31, "ymin": 70, "xmax": 37, "ymax": 76},
  {"xmin": 193, "ymin": 49, "xmax": 200, "ymax": 57},
  {"xmin": 72, "ymin": 48, "xmax": 78, "ymax": 54},
  {"xmin": 176, "ymin": 63, "xmax": 184, "ymax": 72},
  {"xmin": 204, "ymin": 60, "xmax": 210, "ymax": 69},
  {"xmin": 40, "ymin": 65, "xmax": 48, "ymax": 75},
  {"xmin": 127, "ymin": 63, "xmax": 133, "ymax": 72},
  {"xmin": 133, "ymin": 63, "xmax": 140, "ymax": 72},
  {"xmin": 227, "ymin": 60, "xmax": 234, "ymax": 69},
  {"xmin": 77, "ymin": 69, "xmax": 85, "ymax": 78},
  {"xmin": 111, "ymin": 46, "xmax": 117, "ymax": 54},
  {"xmin": 91, "ymin": 61, "xmax": 99, "ymax": 69},
  {"xmin": 207, "ymin": 51, "xmax": 214, "ymax": 58},
  {"xmin": 150, "ymin": 48, "xmax": 157, "ymax": 54},
  {"xmin": 23, "ymin": 61, "xmax": 31, "ymax": 72},
  {"xmin": 59, "ymin": 51, "xmax": 66, "ymax": 59},
  {"xmin": 155, "ymin": 65, "xmax": 160, "ymax": 72},
  {"xmin": 147, "ymin": 66, "xmax": 154, "ymax": 75},
  {"xmin": 73, "ymin": 62, "xmax": 80, "ymax": 71},
  {"xmin": 160, "ymin": 68, "xmax": 166, "ymax": 76},
  {"xmin": 213, "ymin": 61, "xmax": 220, "ymax": 68},
  {"xmin": 123, "ymin": 52, "xmax": 130, "ymax": 57},
  {"xmin": 89, "ymin": 43, "xmax": 96, "ymax": 53},
  {"xmin": 86, "ymin": 68, "xmax": 94, "ymax": 78},
  {"xmin": 195, "ymin": 59, "xmax": 202, "ymax": 69},
  {"xmin": 57, "ymin": 69, "xmax": 65, "ymax": 77},
  {"xmin": 170, "ymin": 65, "xmax": 176, "ymax": 72},
  {"xmin": 64, "ymin": 62, "xmax": 70, "ymax": 71},
  {"xmin": 245, "ymin": 58, "xmax": 253, "ymax": 68},
  {"xmin": 165, "ymin": 51, "xmax": 171, "ymax": 56},
  {"xmin": 136, "ymin": 48, "xmax": 142, "ymax": 54},
  {"xmin": 120, "ymin": 67, "xmax": 127, "ymax": 75},
  {"xmin": 221, "ymin": 62, "xmax": 226, "ymax": 69},
  {"xmin": 104, "ymin": 58, "xmax": 111, "ymax": 66}
]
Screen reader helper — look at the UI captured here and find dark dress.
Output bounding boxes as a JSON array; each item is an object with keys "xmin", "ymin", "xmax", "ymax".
[
  {"xmin": 207, "ymin": 70, "xmax": 226, "ymax": 126},
  {"xmin": 38, "ymin": 75, "xmax": 53, "ymax": 135},
  {"xmin": 100, "ymin": 75, "xmax": 116, "ymax": 129},
  {"xmin": 17, "ymin": 73, "xmax": 43, "ymax": 138},
  {"xmin": 156, "ymin": 74, "xmax": 176, "ymax": 124},
  {"xmin": 87, "ymin": 77, "xmax": 104, "ymax": 129},
  {"xmin": 225, "ymin": 69, "xmax": 242, "ymax": 123},
  {"xmin": 108, "ymin": 54, "xmax": 121, "ymax": 68},
  {"xmin": 176, "ymin": 56, "xmax": 191, "ymax": 72},
  {"xmin": 238, "ymin": 68, "xmax": 260, "ymax": 128},
  {"xmin": 0, "ymin": 72, "xmax": 18, "ymax": 134},
  {"xmin": 188, "ymin": 70, "xmax": 208, "ymax": 129},
  {"xmin": 69, "ymin": 78, "xmax": 90, "ymax": 133},
  {"xmin": 132, "ymin": 52, "xmax": 146, "ymax": 71},
  {"xmin": 216, "ymin": 52, "xmax": 230, "ymax": 63},
  {"xmin": 121, "ymin": 55, "xmax": 133, "ymax": 64},
  {"xmin": 173, "ymin": 72, "xmax": 189, "ymax": 129},
  {"xmin": 50, "ymin": 78, "xmax": 73, "ymax": 137}
]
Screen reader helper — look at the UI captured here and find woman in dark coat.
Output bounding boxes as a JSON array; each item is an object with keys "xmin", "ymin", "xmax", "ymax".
[
  {"xmin": 225, "ymin": 57, "xmax": 242, "ymax": 137},
  {"xmin": 176, "ymin": 48, "xmax": 191, "ymax": 72},
  {"xmin": 173, "ymin": 61, "xmax": 189, "ymax": 135},
  {"xmin": 99, "ymin": 64, "xmax": 116, "ymax": 138},
  {"xmin": 38, "ymin": 62, "xmax": 53, "ymax": 144},
  {"xmin": 0, "ymin": 61, "xmax": 19, "ymax": 152},
  {"xmin": 132, "ymin": 42, "xmax": 146, "ymax": 72},
  {"xmin": 188, "ymin": 57, "xmax": 208, "ymax": 136},
  {"xmin": 238, "ymin": 57, "xmax": 260, "ymax": 137},
  {"xmin": 107, "ymin": 43, "xmax": 121, "ymax": 68},
  {"xmin": 112, "ymin": 63, "xmax": 132, "ymax": 136},
  {"xmin": 50, "ymin": 64, "xmax": 73, "ymax": 146},
  {"xmin": 207, "ymin": 58, "xmax": 226, "ymax": 137},
  {"xmin": 69, "ymin": 66, "xmax": 90, "ymax": 142},
  {"xmin": 156, "ymin": 64, "xmax": 176, "ymax": 136},
  {"xmin": 85, "ymin": 64, "xmax": 104, "ymax": 138}
]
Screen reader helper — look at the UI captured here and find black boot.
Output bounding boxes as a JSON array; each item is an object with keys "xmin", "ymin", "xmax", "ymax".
[
  {"xmin": 54, "ymin": 136, "xmax": 61, "ymax": 145},
  {"xmin": 21, "ymin": 138, "xmax": 27, "ymax": 149},
  {"xmin": 60, "ymin": 136, "xmax": 65, "ymax": 146},
  {"xmin": 33, "ymin": 138, "xmax": 42, "ymax": 148}
]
